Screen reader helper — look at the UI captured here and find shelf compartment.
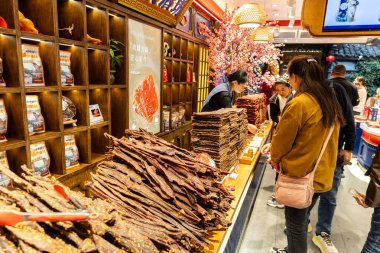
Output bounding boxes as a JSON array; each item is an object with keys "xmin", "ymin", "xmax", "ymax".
[
  {"xmin": 179, "ymin": 83, "xmax": 186, "ymax": 103},
  {"xmin": 111, "ymin": 87, "xmax": 127, "ymax": 138},
  {"xmin": 90, "ymin": 125, "xmax": 109, "ymax": 157},
  {"xmin": 0, "ymin": 139, "xmax": 26, "ymax": 152},
  {"xmin": 62, "ymin": 89, "xmax": 88, "ymax": 128},
  {"xmin": 90, "ymin": 121, "xmax": 109, "ymax": 129},
  {"xmin": 62, "ymin": 85, "xmax": 87, "ymax": 91},
  {"xmin": 86, "ymin": 4, "xmax": 107, "ymax": 46},
  {"xmin": 0, "ymin": 88, "xmax": 21, "ymax": 94},
  {"xmin": 63, "ymin": 125, "xmax": 88, "ymax": 134},
  {"xmin": 43, "ymin": 136, "xmax": 64, "ymax": 174},
  {"xmin": 58, "ymin": 0, "xmax": 85, "ymax": 41},
  {"xmin": 162, "ymin": 84, "xmax": 171, "ymax": 107},
  {"xmin": 0, "ymin": 1, "xmax": 15, "ymax": 29},
  {"xmin": 172, "ymin": 61, "xmax": 180, "ymax": 82},
  {"xmin": 188, "ymin": 42, "xmax": 194, "ymax": 61},
  {"xmin": 89, "ymin": 88, "xmax": 109, "ymax": 122},
  {"xmin": 0, "ymin": 93, "xmax": 25, "ymax": 141},
  {"xmin": 172, "ymin": 36, "xmax": 180, "ymax": 59},
  {"xmin": 18, "ymin": 0, "xmax": 56, "ymax": 36},
  {"xmin": 88, "ymin": 49, "xmax": 108, "ymax": 85},
  {"xmin": 163, "ymin": 32, "xmax": 173, "ymax": 57},
  {"xmin": 59, "ymin": 44, "xmax": 87, "ymax": 86},
  {"xmin": 0, "ymin": 35, "xmax": 20, "ymax": 87},
  {"xmin": 21, "ymin": 39, "xmax": 59, "ymax": 87},
  {"xmin": 171, "ymin": 84, "xmax": 179, "ymax": 105},
  {"xmin": 29, "ymin": 131, "xmax": 61, "ymax": 143},
  {"xmin": 109, "ymin": 14, "xmax": 126, "ymax": 85},
  {"xmin": 180, "ymin": 38, "xmax": 188, "ymax": 60},
  {"xmin": 8, "ymin": 146, "xmax": 27, "ymax": 175},
  {"xmin": 91, "ymin": 152, "xmax": 105, "ymax": 164},
  {"xmin": 180, "ymin": 62, "xmax": 188, "ymax": 82},
  {"xmin": 163, "ymin": 59, "xmax": 172, "ymax": 83},
  {"xmin": 186, "ymin": 83, "xmax": 193, "ymax": 102},
  {"xmin": 64, "ymin": 130, "xmax": 90, "ymax": 167},
  {"xmin": 26, "ymin": 91, "xmax": 61, "ymax": 133}
]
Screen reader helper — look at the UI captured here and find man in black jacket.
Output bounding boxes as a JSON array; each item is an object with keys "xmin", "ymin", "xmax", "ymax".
[
  {"xmin": 310, "ymin": 80, "xmax": 356, "ymax": 253},
  {"xmin": 331, "ymin": 64, "xmax": 359, "ymax": 107}
]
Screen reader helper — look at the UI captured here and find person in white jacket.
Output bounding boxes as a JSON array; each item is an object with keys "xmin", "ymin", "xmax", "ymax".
[{"xmin": 353, "ymin": 76, "xmax": 368, "ymax": 115}]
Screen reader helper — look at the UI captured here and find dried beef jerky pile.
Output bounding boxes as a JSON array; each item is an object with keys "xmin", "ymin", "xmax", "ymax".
[
  {"xmin": 0, "ymin": 165, "xmax": 160, "ymax": 253},
  {"xmin": 236, "ymin": 94, "xmax": 266, "ymax": 126},
  {"xmin": 88, "ymin": 129, "xmax": 234, "ymax": 251},
  {"xmin": 237, "ymin": 108, "xmax": 249, "ymax": 155},
  {"xmin": 192, "ymin": 109, "xmax": 231, "ymax": 171},
  {"xmin": 192, "ymin": 108, "xmax": 248, "ymax": 171}
]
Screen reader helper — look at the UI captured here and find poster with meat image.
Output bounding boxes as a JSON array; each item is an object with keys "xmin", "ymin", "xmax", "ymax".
[{"xmin": 128, "ymin": 19, "xmax": 161, "ymax": 133}]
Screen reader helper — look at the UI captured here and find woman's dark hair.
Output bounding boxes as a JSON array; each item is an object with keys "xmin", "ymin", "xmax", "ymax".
[
  {"xmin": 356, "ymin": 76, "xmax": 366, "ymax": 86},
  {"xmin": 228, "ymin": 70, "xmax": 248, "ymax": 84},
  {"xmin": 288, "ymin": 55, "xmax": 344, "ymax": 127}
]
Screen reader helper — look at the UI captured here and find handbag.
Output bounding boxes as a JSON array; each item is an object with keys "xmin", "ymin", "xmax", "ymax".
[
  {"xmin": 365, "ymin": 143, "xmax": 380, "ymax": 208},
  {"xmin": 275, "ymin": 126, "xmax": 335, "ymax": 209}
]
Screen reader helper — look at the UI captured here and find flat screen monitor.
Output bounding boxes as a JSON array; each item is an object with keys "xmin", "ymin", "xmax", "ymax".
[{"xmin": 323, "ymin": 0, "xmax": 380, "ymax": 32}]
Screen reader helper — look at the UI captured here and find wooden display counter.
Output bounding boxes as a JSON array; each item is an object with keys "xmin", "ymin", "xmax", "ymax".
[{"xmin": 205, "ymin": 122, "xmax": 273, "ymax": 253}]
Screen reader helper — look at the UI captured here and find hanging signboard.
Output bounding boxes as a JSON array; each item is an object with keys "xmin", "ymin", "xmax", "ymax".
[
  {"xmin": 115, "ymin": 0, "xmax": 193, "ymax": 27},
  {"xmin": 128, "ymin": 19, "xmax": 161, "ymax": 133}
]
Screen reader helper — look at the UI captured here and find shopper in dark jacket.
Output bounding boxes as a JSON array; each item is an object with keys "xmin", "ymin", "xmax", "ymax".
[
  {"xmin": 309, "ymin": 78, "xmax": 356, "ymax": 253},
  {"xmin": 331, "ymin": 64, "xmax": 359, "ymax": 107},
  {"xmin": 202, "ymin": 70, "xmax": 247, "ymax": 112},
  {"xmin": 202, "ymin": 70, "xmax": 257, "ymax": 134},
  {"xmin": 353, "ymin": 143, "xmax": 380, "ymax": 253}
]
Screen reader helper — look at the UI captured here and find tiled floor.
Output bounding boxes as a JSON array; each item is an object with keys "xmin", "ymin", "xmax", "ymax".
[{"xmin": 239, "ymin": 159, "xmax": 373, "ymax": 253}]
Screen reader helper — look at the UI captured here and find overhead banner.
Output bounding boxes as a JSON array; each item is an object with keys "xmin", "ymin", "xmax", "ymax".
[
  {"xmin": 116, "ymin": 0, "xmax": 193, "ymax": 26},
  {"xmin": 128, "ymin": 19, "xmax": 161, "ymax": 133}
]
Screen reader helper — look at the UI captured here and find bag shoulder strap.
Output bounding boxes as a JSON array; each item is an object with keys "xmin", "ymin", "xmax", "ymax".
[{"xmin": 311, "ymin": 125, "xmax": 335, "ymax": 177}]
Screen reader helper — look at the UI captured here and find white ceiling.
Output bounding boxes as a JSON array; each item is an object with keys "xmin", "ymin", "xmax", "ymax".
[
  {"xmin": 213, "ymin": 0, "xmax": 304, "ymax": 21},
  {"xmin": 212, "ymin": 0, "xmax": 372, "ymax": 44}
]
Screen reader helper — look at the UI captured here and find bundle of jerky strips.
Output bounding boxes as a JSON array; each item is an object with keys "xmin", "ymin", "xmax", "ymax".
[
  {"xmin": 0, "ymin": 165, "xmax": 163, "ymax": 253},
  {"xmin": 88, "ymin": 129, "xmax": 234, "ymax": 252},
  {"xmin": 236, "ymin": 94, "xmax": 266, "ymax": 126},
  {"xmin": 192, "ymin": 108, "xmax": 248, "ymax": 171}
]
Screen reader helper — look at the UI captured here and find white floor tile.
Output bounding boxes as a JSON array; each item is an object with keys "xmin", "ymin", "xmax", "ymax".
[{"xmin": 238, "ymin": 163, "xmax": 372, "ymax": 253}]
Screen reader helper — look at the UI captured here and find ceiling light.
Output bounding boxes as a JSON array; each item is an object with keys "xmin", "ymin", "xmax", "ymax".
[
  {"xmin": 272, "ymin": 4, "xmax": 279, "ymax": 8},
  {"xmin": 250, "ymin": 27, "xmax": 273, "ymax": 42},
  {"xmin": 234, "ymin": 3, "xmax": 267, "ymax": 29}
]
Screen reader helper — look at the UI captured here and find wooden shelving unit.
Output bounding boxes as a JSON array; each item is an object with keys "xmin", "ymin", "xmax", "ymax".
[
  {"xmin": 0, "ymin": 0, "xmax": 129, "ymax": 181},
  {"xmin": 0, "ymin": 0, "xmax": 208, "ymax": 189},
  {"xmin": 197, "ymin": 46, "xmax": 210, "ymax": 112},
  {"xmin": 162, "ymin": 31, "xmax": 199, "ymax": 131}
]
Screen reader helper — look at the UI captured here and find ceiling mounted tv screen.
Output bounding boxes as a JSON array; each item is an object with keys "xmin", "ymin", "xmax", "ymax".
[{"xmin": 323, "ymin": 0, "xmax": 380, "ymax": 32}]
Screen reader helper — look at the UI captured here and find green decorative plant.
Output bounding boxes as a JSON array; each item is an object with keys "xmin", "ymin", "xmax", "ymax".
[
  {"xmin": 110, "ymin": 38, "xmax": 125, "ymax": 71},
  {"xmin": 349, "ymin": 60, "xmax": 380, "ymax": 97}
]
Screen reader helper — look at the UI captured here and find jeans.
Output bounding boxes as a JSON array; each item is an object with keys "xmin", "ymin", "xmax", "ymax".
[
  {"xmin": 315, "ymin": 164, "xmax": 343, "ymax": 235},
  {"xmin": 362, "ymin": 207, "xmax": 380, "ymax": 253},
  {"xmin": 285, "ymin": 194, "xmax": 320, "ymax": 253}
]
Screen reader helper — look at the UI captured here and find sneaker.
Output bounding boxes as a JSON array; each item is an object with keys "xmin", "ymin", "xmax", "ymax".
[
  {"xmin": 340, "ymin": 172, "xmax": 345, "ymax": 178},
  {"xmin": 284, "ymin": 222, "xmax": 312, "ymax": 235},
  {"xmin": 312, "ymin": 232, "xmax": 338, "ymax": 253},
  {"xmin": 270, "ymin": 247, "xmax": 287, "ymax": 253},
  {"xmin": 267, "ymin": 197, "xmax": 285, "ymax": 209},
  {"xmin": 308, "ymin": 222, "xmax": 313, "ymax": 233}
]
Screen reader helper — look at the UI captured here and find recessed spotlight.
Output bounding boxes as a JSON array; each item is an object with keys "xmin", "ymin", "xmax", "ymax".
[
  {"xmin": 274, "ymin": 13, "xmax": 280, "ymax": 17},
  {"xmin": 272, "ymin": 4, "xmax": 279, "ymax": 8}
]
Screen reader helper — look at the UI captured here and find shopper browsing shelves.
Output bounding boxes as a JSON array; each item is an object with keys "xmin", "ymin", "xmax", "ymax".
[
  {"xmin": 310, "ymin": 65, "xmax": 356, "ymax": 253},
  {"xmin": 202, "ymin": 70, "xmax": 257, "ymax": 134},
  {"xmin": 353, "ymin": 76, "xmax": 368, "ymax": 115},
  {"xmin": 353, "ymin": 142, "xmax": 380, "ymax": 253},
  {"xmin": 262, "ymin": 55, "xmax": 344, "ymax": 253},
  {"xmin": 266, "ymin": 76, "xmax": 294, "ymax": 209}
]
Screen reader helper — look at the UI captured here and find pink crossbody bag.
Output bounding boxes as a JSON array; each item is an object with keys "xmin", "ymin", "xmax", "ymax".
[{"xmin": 275, "ymin": 126, "xmax": 335, "ymax": 209}]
